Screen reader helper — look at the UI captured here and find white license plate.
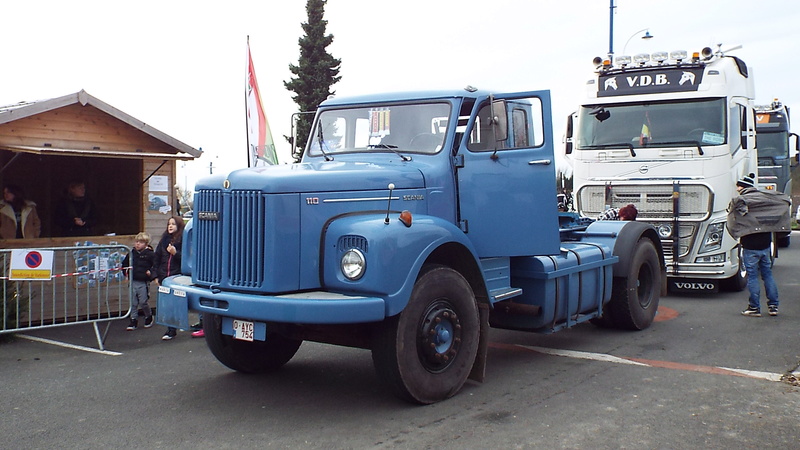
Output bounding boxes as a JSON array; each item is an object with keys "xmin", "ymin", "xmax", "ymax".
[{"xmin": 232, "ymin": 319, "xmax": 255, "ymax": 341}]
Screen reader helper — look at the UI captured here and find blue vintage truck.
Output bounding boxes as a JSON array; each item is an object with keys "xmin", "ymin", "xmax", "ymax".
[{"xmin": 157, "ymin": 88, "xmax": 665, "ymax": 404}]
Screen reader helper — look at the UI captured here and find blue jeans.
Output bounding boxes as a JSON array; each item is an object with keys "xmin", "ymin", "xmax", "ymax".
[{"xmin": 743, "ymin": 248, "xmax": 779, "ymax": 310}]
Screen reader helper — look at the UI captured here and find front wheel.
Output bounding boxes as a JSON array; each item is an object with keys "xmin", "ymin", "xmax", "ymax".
[
  {"xmin": 204, "ymin": 313, "xmax": 302, "ymax": 374},
  {"xmin": 606, "ymin": 238, "xmax": 661, "ymax": 330},
  {"xmin": 372, "ymin": 265, "xmax": 479, "ymax": 404},
  {"xmin": 720, "ymin": 246, "xmax": 747, "ymax": 292}
]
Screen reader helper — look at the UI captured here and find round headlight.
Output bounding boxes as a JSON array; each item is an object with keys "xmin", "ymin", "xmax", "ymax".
[
  {"xmin": 657, "ymin": 224, "xmax": 673, "ymax": 238},
  {"xmin": 341, "ymin": 249, "xmax": 366, "ymax": 280}
]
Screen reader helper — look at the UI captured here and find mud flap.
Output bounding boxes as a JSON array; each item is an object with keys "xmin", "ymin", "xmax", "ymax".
[
  {"xmin": 155, "ymin": 285, "xmax": 190, "ymax": 330},
  {"xmin": 469, "ymin": 302, "xmax": 490, "ymax": 383}
]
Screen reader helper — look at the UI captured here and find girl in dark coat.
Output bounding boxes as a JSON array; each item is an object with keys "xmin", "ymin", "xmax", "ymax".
[{"xmin": 154, "ymin": 215, "xmax": 184, "ymax": 340}]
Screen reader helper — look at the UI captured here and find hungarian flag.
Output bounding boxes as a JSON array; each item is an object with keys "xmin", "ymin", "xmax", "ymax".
[{"xmin": 246, "ymin": 40, "xmax": 278, "ymax": 166}]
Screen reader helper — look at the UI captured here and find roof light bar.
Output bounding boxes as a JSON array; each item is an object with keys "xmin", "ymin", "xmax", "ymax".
[
  {"xmin": 651, "ymin": 51, "xmax": 669, "ymax": 63},
  {"xmin": 633, "ymin": 53, "xmax": 650, "ymax": 65},
  {"xmin": 615, "ymin": 55, "xmax": 632, "ymax": 66},
  {"xmin": 670, "ymin": 50, "xmax": 688, "ymax": 61}
]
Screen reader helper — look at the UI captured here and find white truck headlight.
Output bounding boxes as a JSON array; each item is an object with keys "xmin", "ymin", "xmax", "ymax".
[
  {"xmin": 341, "ymin": 249, "xmax": 366, "ymax": 280},
  {"xmin": 699, "ymin": 222, "xmax": 725, "ymax": 253}
]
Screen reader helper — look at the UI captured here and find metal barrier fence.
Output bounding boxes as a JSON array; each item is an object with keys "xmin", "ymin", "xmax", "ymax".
[{"xmin": 0, "ymin": 244, "xmax": 131, "ymax": 350}]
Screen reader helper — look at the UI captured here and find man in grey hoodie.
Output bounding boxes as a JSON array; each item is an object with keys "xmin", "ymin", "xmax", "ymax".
[{"xmin": 727, "ymin": 174, "xmax": 786, "ymax": 317}]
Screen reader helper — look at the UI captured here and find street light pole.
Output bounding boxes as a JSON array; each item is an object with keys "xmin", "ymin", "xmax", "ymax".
[
  {"xmin": 608, "ymin": 0, "xmax": 616, "ymax": 61},
  {"xmin": 622, "ymin": 29, "xmax": 654, "ymax": 56}
]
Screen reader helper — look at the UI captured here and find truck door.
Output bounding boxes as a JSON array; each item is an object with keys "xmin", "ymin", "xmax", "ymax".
[{"xmin": 456, "ymin": 91, "xmax": 561, "ymax": 257}]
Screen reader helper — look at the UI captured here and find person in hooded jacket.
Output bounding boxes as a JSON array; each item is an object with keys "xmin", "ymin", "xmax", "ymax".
[
  {"xmin": 729, "ymin": 174, "xmax": 780, "ymax": 317},
  {"xmin": 0, "ymin": 184, "xmax": 41, "ymax": 239},
  {"xmin": 154, "ymin": 215, "xmax": 185, "ymax": 340}
]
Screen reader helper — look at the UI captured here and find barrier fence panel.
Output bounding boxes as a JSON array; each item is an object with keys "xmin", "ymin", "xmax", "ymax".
[{"xmin": 0, "ymin": 244, "xmax": 132, "ymax": 350}]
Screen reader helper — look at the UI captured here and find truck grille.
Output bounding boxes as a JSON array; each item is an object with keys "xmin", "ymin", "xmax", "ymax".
[
  {"xmin": 228, "ymin": 190, "xmax": 265, "ymax": 287},
  {"xmin": 194, "ymin": 190, "xmax": 223, "ymax": 284},
  {"xmin": 194, "ymin": 190, "xmax": 265, "ymax": 287},
  {"xmin": 578, "ymin": 184, "xmax": 712, "ymax": 221}
]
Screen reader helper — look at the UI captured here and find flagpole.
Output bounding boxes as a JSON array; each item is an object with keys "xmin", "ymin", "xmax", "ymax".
[{"xmin": 245, "ymin": 35, "xmax": 252, "ymax": 168}]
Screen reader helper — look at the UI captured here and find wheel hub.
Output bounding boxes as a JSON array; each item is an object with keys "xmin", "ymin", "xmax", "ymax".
[{"xmin": 418, "ymin": 300, "xmax": 462, "ymax": 372}]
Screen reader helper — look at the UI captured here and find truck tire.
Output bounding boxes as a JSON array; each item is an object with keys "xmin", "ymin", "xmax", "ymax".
[
  {"xmin": 371, "ymin": 265, "xmax": 479, "ymax": 404},
  {"xmin": 203, "ymin": 313, "xmax": 302, "ymax": 374},
  {"xmin": 720, "ymin": 246, "xmax": 746, "ymax": 292},
  {"xmin": 607, "ymin": 238, "xmax": 661, "ymax": 330}
]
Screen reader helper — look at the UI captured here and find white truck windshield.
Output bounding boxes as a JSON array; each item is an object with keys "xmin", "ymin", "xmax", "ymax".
[{"xmin": 577, "ymin": 98, "xmax": 726, "ymax": 149}]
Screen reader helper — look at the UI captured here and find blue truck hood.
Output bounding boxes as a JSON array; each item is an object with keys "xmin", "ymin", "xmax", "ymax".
[{"xmin": 196, "ymin": 160, "xmax": 425, "ymax": 193}]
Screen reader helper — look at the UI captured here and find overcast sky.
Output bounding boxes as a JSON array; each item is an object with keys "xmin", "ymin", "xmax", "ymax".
[{"xmin": 3, "ymin": 0, "xmax": 799, "ymax": 189}]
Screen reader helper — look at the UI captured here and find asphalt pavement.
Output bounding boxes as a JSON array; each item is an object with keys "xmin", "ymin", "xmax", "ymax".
[{"xmin": 1, "ymin": 232, "xmax": 798, "ymax": 449}]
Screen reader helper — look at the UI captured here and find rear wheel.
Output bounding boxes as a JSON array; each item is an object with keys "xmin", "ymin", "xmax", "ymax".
[
  {"xmin": 204, "ymin": 313, "xmax": 302, "ymax": 373},
  {"xmin": 372, "ymin": 265, "xmax": 479, "ymax": 404},
  {"xmin": 606, "ymin": 238, "xmax": 661, "ymax": 330}
]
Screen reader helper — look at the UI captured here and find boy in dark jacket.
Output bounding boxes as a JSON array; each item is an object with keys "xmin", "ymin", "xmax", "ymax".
[{"xmin": 123, "ymin": 232, "xmax": 156, "ymax": 330}]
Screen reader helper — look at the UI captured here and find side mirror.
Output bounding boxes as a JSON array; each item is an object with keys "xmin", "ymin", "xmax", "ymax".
[
  {"xmin": 565, "ymin": 113, "xmax": 574, "ymax": 155},
  {"xmin": 791, "ymin": 133, "xmax": 799, "ymax": 167}
]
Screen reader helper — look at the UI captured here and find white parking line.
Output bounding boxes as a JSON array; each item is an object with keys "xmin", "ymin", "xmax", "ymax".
[
  {"xmin": 493, "ymin": 342, "xmax": 788, "ymax": 383},
  {"xmin": 17, "ymin": 334, "xmax": 122, "ymax": 356},
  {"xmin": 520, "ymin": 345, "xmax": 650, "ymax": 366}
]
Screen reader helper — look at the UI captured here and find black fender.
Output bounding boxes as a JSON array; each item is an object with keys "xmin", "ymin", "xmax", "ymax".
[
  {"xmin": 611, "ymin": 222, "xmax": 664, "ymax": 275},
  {"xmin": 611, "ymin": 221, "xmax": 667, "ymax": 296}
]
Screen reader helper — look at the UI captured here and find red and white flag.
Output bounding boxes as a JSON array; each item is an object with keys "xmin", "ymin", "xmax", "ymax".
[{"xmin": 246, "ymin": 40, "xmax": 278, "ymax": 166}]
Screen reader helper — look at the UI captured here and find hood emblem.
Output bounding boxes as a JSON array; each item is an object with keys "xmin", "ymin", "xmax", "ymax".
[{"xmin": 223, "ymin": 179, "xmax": 231, "ymax": 189}]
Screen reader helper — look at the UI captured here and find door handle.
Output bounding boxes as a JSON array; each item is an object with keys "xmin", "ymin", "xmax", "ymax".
[{"xmin": 528, "ymin": 159, "xmax": 552, "ymax": 165}]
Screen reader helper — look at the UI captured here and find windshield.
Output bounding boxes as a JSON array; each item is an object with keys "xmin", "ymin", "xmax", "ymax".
[
  {"xmin": 757, "ymin": 131, "xmax": 789, "ymax": 158},
  {"xmin": 577, "ymin": 98, "xmax": 726, "ymax": 149},
  {"xmin": 307, "ymin": 102, "xmax": 451, "ymax": 156}
]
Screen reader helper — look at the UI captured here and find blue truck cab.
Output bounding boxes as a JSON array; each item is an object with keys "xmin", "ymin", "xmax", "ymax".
[{"xmin": 158, "ymin": 87, "xmax": 665, "ymax": 404}]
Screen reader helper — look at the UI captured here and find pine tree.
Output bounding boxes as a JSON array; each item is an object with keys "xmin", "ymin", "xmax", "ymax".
[{"xmin": 284, "ymin": 0, "xmax": 342, "ymax": 162}]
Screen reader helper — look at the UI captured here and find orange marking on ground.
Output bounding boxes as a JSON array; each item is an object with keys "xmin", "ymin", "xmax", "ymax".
[
  {"xmin": 625, "ymin": 357, "xmax": 753, "ymax": 378},
  {"xmin": 490, "ymin": 342, "xmax": 535, "ymax": 352},
  {"xmin": 654, "ymin": 306, "xmax": 679, "ymax": 322}
]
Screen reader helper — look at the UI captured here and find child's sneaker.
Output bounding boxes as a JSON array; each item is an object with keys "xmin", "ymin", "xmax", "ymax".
[
  {"xmin": 768, "ymin": 306, "xmax": 778, "ymax": 316},
  {"xmin": 126, "ymin": 319, "xmax": 138, "ymax": 331},
  {"xmin": 143, "ymin": 315, "xmax": 154, "ymax": 328},
  {"xmin": 741, "ymin": 306, "xmax": 761, "ymax": 317}
]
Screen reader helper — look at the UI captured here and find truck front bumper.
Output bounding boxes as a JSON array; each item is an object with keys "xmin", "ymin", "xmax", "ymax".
[{"xmin": 156, "ymin": 275, "xmax": 387, "ymax": 330}]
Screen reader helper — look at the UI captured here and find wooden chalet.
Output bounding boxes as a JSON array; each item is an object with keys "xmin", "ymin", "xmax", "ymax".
[{"xmin": 0, "ymin": 90, "xmax": 201, "ymax": 249}]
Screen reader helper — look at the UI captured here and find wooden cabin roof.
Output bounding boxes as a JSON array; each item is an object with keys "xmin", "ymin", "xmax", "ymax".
[{"xmin": 0, "ymin": 90, "xmax": 201, "ymax": 160}]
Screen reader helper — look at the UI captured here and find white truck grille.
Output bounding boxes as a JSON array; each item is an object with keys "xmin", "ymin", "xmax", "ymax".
[{"xmin": 577, "ymin": 184, "xmax": 712, "ymax": 221}]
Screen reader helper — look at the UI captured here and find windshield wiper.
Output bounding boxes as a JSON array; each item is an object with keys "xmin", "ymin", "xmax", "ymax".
[
  {"xmin": 317, "ymin": 126, "xmax": 333, "ymax": 161},
  {"xmin": 368, "ymin": 144, "xmax": 412, "ymax": 161},
  {"xmin": 582, "ymin": 143, "xmax": 636, "ymax": 157}
]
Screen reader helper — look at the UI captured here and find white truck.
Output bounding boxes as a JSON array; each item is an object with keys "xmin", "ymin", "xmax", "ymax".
[{"xmin": 565, "ymin": 45, "xmax": 758, "ymax": 293}]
